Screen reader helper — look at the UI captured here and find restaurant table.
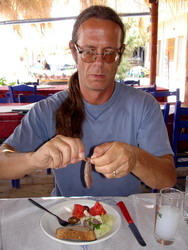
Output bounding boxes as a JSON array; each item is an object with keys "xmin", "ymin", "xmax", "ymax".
[
  {"xmin": 135, "ymin": 85, "xmax": 168, "ymax": 92},
  {"xmin": 0, "ymin": 103, "xmax": 30, "ymax": 139},
  {"xmin": 0, "ymin": 85, "xmax": 68, "ymax": 98},
  {"xmin": 0, "ymin": 193, "xmax": 187, "ymax": 250}
]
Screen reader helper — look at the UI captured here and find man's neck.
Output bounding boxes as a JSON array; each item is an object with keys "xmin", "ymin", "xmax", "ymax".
[{"xmin": 81, "ymin": 84, "xmax": 115, "ymax": 105}]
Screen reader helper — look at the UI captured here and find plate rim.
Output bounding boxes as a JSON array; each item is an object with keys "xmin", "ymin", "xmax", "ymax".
[{"xmin": 40, "ymin": 199, "xmax": 121, "ymax": 246}]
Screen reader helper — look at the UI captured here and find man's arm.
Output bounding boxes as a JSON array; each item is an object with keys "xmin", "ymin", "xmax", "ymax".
[
  {"xmin": 131, "ymin": 147, "xmax": 176, "ymax": 189},
  {"xmin": 0, "ymin": 135, "xmax": 85, "ymax": 180},
  {"xmin": 0, "ymin": 144, "xmax": 36, "ymax": 179}
]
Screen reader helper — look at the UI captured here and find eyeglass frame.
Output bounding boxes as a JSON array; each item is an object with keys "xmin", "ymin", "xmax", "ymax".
[{"xmin": 74, "ymin": 43, "xmax": 123, "ymax": 64}]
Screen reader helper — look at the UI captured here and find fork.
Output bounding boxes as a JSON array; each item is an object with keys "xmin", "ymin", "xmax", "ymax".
[{"xmin": 28, "ymin": 198, "xmax": 69, "ymax": 226}]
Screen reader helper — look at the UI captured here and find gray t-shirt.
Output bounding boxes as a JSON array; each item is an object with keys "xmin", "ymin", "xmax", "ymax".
[{"xmin": 5, "ymin": 82, "xmax": 173, "ymax": 196}]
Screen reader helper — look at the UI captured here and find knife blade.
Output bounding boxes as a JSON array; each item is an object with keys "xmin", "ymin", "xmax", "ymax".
[{"xmin": 117, "ymin": 201, "xmax": 146, "ymax": 247}]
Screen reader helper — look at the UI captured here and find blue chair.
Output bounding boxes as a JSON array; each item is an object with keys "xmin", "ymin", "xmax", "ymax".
[
  {"xmin": 0, "ymin": 95, "xmax": 10, "ymax": 103},
  {"xmin": 151, "ymin": 88, "xmax": 180, "ymax": 102},
  {"xmin": 163, "ymin": 102, "xmax": 170, "ymax": 126},
  {"xmin": 12, "ymin": 179, "xmax": 20, "ymax": 188},
  {"xmin": 8, "ymin": 85, "xmax": 37, "ymax": 103},
  {"xmin": 18, "ymin": 94, "xmax": 48, "ymax": 103},
  {"xmin": 121, "ymin": 79, "xmax": 140, "ymax": 86},
  {"xmin": 10, "ymin": 93, "xmax": 50, "ymax": 188},
  {"xmin": 172, "ymin": 101, "xmax": 188, "ymax": 169}
]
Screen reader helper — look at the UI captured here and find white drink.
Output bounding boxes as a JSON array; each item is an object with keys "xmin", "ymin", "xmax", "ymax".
[{"xmin": 155, "ymin": 205, "xmax": 180, "ymax": 244}]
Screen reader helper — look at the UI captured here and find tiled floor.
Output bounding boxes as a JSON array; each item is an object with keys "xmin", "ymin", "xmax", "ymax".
[
  {"xmin": 0, "ymin": 170, "xmax": 186, "ymax": 198},
  {"xmin": 0, "ymin": 170, "xmax": 54, "ymax": 198}
]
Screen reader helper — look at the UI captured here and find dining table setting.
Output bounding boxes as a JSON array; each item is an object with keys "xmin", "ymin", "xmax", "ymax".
[{"xmin": 0, "ymin": 193, "xmax": 187, "ymax": 250}]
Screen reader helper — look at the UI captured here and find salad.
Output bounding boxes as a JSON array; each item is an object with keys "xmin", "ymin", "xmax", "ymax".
[{"xmin": 69, "ymin": 201, "xmax": 114, "ymax": 238}]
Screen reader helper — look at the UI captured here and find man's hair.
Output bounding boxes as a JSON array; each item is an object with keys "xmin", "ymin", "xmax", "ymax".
[{"xmin": 56, "ymin": 5, "xmax": 125, "ymax": 138}]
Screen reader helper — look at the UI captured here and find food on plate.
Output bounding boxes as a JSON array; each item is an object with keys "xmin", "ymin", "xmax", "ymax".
[
  {"xmin": 55, "ymin": 201, "xmax": 114, "ymax": 241},
  {"xmin": 55, "ymin": 225, "xmax": 96, "ymax": 241},
  {"xmin": 73, "ymin": 201, "xmax": 106, "ymax": 218},
  {"xmin": 68, "ymin": 216, "xmax": 80, "ymax": 224},
  {"xmin": 89, "ymin": 201, "xmax": 107, "ymax": 216}
]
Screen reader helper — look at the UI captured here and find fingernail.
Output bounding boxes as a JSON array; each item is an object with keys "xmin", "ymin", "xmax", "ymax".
[{"xmin": 91, "ymin": 153, "xmax": 97, "ymax": 159}]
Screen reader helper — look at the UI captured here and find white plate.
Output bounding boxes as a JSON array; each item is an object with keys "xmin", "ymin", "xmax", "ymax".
[{"xmin": 40, "ymin": 199, "xmax": 121, "ymax": 245}]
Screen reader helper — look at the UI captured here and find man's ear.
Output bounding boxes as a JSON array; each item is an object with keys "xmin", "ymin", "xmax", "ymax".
[
  {"xmin": 121, "ymin": 44, "xmax": 125, "ymax": 54},
  {"xmin": 118, "ymin": 43, "xmax": 125, "ymax": 65},
  {"xmin": 69, "ymin": 41, "xmax": 77, "ymax": 63}
]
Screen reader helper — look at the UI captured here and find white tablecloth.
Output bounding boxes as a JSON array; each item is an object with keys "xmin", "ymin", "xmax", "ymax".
[{"xmin": 0, "ymin": 194, "xmax": 187, "ymax": 250}]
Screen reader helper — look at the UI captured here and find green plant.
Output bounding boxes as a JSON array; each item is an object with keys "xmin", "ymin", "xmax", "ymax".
[
  {"xmin": 0, "ymin": 77, "xmax": 7, "ymax": 86},
  {"xmin": 116, "ymin": 18, "xmax": 150, "ymax": 80},
  {"xmin": 9, "ymin": 81, "xmax": 16, "ymax": 86},
  {"xmin": 0, "ymin": 77, "xmax": 16, "ymax": 86}
]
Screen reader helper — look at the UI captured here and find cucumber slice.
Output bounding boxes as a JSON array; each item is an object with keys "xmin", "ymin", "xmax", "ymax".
[{"xmin": 101, "ymin": 214, "xmax": 114, "ymax": 227}]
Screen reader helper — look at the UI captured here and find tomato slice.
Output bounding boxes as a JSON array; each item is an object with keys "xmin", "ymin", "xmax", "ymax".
[
  {"xmin": 89, "ymin": 201, "xmax": 107, "ymax": 216},
  {"xmin": 72, "ymin": 204, "xmax": 86, "ymax": 219}
]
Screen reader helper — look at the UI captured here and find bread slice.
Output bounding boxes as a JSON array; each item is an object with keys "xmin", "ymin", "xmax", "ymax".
[{"xmin": 55, "ymin": 225, "xmax": 96, "ymax": 241}]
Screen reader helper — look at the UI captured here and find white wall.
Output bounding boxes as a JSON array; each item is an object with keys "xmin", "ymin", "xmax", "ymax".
[{"xmin": 156, "ymin": 12, "xmax": 188, "ymax": 101}]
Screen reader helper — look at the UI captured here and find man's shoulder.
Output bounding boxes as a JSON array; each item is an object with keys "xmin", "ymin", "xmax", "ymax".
[
  {"xmin": 116, "ymin": 82, "xmax": 155, "ymax": 103},
  {"xmin": 29, "ymin": 90, "xmax": 68, "ymax": 115}
]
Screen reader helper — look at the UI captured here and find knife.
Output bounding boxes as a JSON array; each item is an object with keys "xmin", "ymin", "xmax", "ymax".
[{"xmin": 117, "ymin": 201, "xmax": 146, "ymax": 247}]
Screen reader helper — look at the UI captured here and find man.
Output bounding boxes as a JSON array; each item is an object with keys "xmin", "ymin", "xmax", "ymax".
[{"xmin": 0, "ymin": 5, "xmax": 176, "ymax": 196}]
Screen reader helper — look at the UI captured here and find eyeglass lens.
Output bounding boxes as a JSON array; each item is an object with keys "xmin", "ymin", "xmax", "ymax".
[{"xmin": 82, "ymin": 50, "xmax": 119, "ymax": 63}]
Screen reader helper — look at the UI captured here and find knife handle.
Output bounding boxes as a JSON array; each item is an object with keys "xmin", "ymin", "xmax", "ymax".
[{"xmin": 117, "ymin": 201, "xmax": 133, "ymax": 224}]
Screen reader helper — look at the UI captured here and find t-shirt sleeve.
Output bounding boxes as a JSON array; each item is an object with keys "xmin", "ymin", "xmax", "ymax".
[
  {"xmin": 4, "ymin": 100, "xmax": 56, "ymax": 152},
  {"xmin": 137, "ymin": 96, "xmax": 173, "ymax": 156}
]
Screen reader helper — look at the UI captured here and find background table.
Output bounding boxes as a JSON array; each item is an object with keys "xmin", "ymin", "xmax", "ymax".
[
  {"xmin": 0, "ymin": 85, "xmax": 68, "ymax": 98},
  {"xmin": 0, "ymin": 103, "xmax": 28, "ymax": 139},
  {"xmin": 0, "ymin": 194, "xmax": 187, "ymax": 250}
]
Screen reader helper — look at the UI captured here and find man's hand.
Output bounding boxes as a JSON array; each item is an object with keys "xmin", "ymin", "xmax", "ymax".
[
  {"xmin": 90, "ymin": 141, "xmax": 136, "ymax": 178},
  {"xmin": 32, "ymin": 135, "xmax": 85, "ymax": 170}
]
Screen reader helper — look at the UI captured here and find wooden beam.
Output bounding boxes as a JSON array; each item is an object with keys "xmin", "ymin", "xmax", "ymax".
[
  {"xmin": 149, "ymin": 0, "xmax": 158, "ymax": 3},
  {"xmin": 149, "ymin": 1, "xmax": 158, "ymax": 85}
]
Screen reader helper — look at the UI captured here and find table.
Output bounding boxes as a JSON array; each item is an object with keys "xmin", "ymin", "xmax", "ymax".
[
  {"xmin": 0, "ymin": 103, "xmax": 30, "ymax": 139},
  {"xmin": 135, "ymin": 85, "xmax": 168, "ymax": 91},
  {"xmin": 0, "ymin": 85, "xmax": 68, "ymax": 98},
  {"xmin": 0, "ymin": 194, "xmax": 187, "ymax": 250}
]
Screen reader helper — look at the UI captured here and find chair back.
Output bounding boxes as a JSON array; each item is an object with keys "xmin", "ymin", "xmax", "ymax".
[
  {"xmin": 18, "ymin": 94, "xmax": 48, "ymax": 103},
  {"xmin": 172, "ymin": 101, "xmax": 188, "ymax": 168},
  {"xmin": 0, "ymin": 96, "xmax": 10, "ymax": 103},
  {"xmin": 163, "ymin": 102, "xmax": 170, "ymax": 126},
  {"xmin": 151, "ymin": 88, "xmax": 180, "ymax": 102},
  {"xmin": 121, "ymin": 79, "xmax": 140, "ymax": 86},
  {"xmin": 8, "ymin": 85, "xmax": 37, "ymax": 103}
]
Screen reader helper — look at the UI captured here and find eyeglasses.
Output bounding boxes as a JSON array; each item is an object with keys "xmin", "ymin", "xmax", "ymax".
[{"xmin": 74, "ymin": 43, "xmax": 122, "ymax": 64}]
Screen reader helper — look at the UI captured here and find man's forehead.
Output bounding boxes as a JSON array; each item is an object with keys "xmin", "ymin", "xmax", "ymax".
[
  {"xmin": 77, "ymin": 18, "xmax": 122, "ymax": 45},
  {"xmin": 78, "ymin": 18, "xmax": 120, "ymax": 32}
]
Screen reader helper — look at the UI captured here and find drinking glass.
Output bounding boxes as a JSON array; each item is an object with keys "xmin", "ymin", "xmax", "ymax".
[
  {"xmin": 183, "ymin": 176, "xmax": 188, "ymax": 223},
  {"xmin": 154, "ymin": 187, "xmax": 184, "ymax": 245}
]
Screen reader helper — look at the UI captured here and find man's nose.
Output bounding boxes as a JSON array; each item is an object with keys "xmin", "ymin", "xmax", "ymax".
[{"xmin": 94, "ymin": 53, "xmax": 104, "ymax": 64}]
